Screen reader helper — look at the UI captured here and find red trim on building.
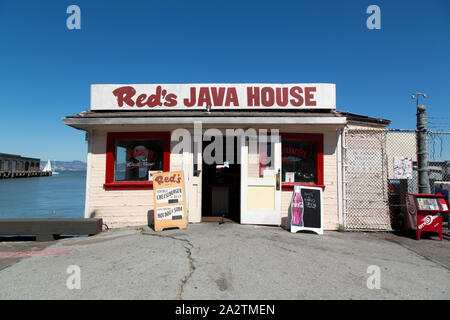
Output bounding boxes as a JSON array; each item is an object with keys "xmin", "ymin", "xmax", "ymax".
[
  {"xmin": 104, "ymin": 132, "xmax": 171, "ymax": 190},
  {"xmin": 281, "ymin": 183, "xmax": 326, "ymax": 191}
]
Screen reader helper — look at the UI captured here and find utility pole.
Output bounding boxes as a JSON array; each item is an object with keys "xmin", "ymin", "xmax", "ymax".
[{"xmin": 412, "ymin": 92, "xmax": 430, "ymax": 194}]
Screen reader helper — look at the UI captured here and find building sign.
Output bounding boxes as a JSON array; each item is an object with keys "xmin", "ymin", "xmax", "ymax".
[
  {"xmin": 393, "ymin": 157, "xmax": 413, "ymax": 179},
  {"xmin": 91, "ymin": 83, "xmax": 336, "ymax": 110},
  {"xmin": 287, "ymin": 185, "xmax": 323, "ymax": 235},
  {"xmin": 155, "ymin": 187, "xmax": 183, "ymax": 204},
  {"xmin": 152, "ymin": 171, "xmax": 187, "ymax": 231},
  {"xmin": 283, "ymin": 147, "xmax": 308, "ymax": 158},
  {"xmin": 156, "ymin": 205, "xmax": 184, "ymax": 220}
]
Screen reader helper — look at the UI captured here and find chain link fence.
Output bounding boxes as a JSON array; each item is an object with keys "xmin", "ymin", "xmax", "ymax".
[
  {"xmin": 343, "ymin": 128, "xmax": 450, "ymax": 231},
  {"xmin": 343, "ymin": 129, "xmax": 391, "ymax": 230}
]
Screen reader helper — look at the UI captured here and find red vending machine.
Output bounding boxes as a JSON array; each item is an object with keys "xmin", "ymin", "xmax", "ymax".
[{"xmin": 405, "ymin": 193, "xmax": 449, "ymax": 240}]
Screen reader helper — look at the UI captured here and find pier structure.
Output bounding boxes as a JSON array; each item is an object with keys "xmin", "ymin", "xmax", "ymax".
[{"xmin": 0, "ymin": 153, "xmax": 51, "ymax": 179}]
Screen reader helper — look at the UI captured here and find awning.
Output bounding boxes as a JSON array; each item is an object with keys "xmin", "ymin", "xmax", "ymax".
[{"xmin": 63, "ymin": 110, "xmax": 348, "ymax": 130}]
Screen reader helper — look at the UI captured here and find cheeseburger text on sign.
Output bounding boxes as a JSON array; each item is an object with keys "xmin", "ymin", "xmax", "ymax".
[{"xmin": 91, "ymin": 84, "xmax": 336, "ymax": 110}]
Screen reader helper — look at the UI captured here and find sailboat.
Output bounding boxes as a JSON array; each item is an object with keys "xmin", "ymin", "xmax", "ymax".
[
  {"xmin": 42, "ymin": 160, "xmax": 59, "ymax": 175},
  {"xmin": 42, "ymin": 160, "xmax": 52, "ymax": 173}
]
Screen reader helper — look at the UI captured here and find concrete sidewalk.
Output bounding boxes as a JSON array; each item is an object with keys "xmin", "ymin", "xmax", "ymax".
[{"xmin": 0, "ymin": 223, "xmax": 448, "ymax": 299}]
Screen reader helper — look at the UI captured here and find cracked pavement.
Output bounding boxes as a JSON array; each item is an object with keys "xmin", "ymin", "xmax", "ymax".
[{"xmin": 0, "ymin": 223, "xmax": 449, "ymax": 299}]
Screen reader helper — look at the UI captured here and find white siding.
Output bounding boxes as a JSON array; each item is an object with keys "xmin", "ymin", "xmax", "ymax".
[
  {"xmin": 87, "ymin": 124, "xmax": 341, "ymax": 230},
  {"xmin": 87, "ymin": 127, "xmax": 184, "ymax": 229}
]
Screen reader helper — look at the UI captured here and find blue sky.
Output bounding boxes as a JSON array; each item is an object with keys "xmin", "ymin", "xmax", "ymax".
[{"xmin": 0, "ymin": 0, "xmax": 449, "ymax": 161}]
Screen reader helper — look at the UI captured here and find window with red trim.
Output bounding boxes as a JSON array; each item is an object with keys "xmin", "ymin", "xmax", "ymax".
[
  {"xmin": 280, "ymin": 133, "xmax": 323, "ymax": 190},
  {"xmin": 104, "ymin": 132, "xmax": 170, "ymax": 190}
]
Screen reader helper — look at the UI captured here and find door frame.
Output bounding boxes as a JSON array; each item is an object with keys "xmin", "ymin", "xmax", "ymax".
[
  {"xmin": 240, "ymin": 134, "xmax": 281, "ymax": 225},
  {"xmin": 187, "ymin": 129, "xmax": 202, "ymax": 223}
]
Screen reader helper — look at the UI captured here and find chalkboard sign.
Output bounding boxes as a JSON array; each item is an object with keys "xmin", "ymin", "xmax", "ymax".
[{"xmin": 289, "ymin": 185, "xmax": 323, "ymax": 235}]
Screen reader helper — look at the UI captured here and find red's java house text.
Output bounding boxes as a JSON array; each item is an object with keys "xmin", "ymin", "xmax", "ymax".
[{"xmin": 112, "ymin": 85, "xmax": 318, "ymax": 108}]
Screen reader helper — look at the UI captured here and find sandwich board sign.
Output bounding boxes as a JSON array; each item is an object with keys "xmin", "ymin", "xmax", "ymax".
[
  {"xmin": 152, "ymin": 171, "xmax": 187, "ymax": 231},
  {"xmin": 287, "ymin": 185, "xmax": 323, "ymax": 235}
]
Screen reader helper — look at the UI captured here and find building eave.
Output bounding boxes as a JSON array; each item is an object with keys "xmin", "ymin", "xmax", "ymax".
[{"xmin": 62, "ymin": 116, "xmax": 348, "ymax": 131}]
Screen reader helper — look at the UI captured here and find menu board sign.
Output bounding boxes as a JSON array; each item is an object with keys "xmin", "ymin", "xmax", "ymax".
[{"xmin": 152, "ymin": 171, "xmax": 187, "ymax": 231}]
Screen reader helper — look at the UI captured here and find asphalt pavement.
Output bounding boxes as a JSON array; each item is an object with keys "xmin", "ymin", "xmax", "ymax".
[{"xmin": 0, "ymin": 223, "xmax": 448, "ymax": 299}]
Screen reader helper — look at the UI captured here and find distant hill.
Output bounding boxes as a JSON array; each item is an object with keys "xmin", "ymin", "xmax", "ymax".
[{"xmin": 40, "ymin": 160, "xmax": 87, "ymax": 171}]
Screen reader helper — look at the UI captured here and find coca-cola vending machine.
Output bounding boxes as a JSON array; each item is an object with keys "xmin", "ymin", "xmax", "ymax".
[{"xmin": 405, "ymin": 193, "xmax": 449, "ymax": 240}]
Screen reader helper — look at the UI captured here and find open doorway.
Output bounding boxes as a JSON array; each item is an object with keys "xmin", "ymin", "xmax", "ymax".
[{"xmin": 202, "ymin": 137, "xmax": 240, "ymax": 223}]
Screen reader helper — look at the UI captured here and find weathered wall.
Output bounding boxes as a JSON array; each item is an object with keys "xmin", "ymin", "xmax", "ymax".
[{"xmin": 87, "ymin": 125, "xmax": 183, "ymax": 229}]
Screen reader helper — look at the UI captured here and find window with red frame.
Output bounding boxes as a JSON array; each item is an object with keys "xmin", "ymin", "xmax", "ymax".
[
  {"xmin": 281, "ymin": 133, "xmax": 323, "ymax": 189},
  {"xmin": 105, "ymin": 132, "xmax": 170, "ymax": 190},
  {"xmin": 282, "ymin": 140, "xmax": 316, "ymax": 183},
  {"xmin": 259, "ymin": 133, "xmax": 324, "ymax": 189}
]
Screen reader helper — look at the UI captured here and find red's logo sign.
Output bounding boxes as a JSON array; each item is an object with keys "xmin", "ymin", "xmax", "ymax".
[
  {"xmin": 113, "ymin": 86, "xmax": 177, "ymax": 108},
  {"xmin": 283, "ymin": 147, "xmax": 308, "ymax": 158},
  {"xmin": 154, "ymin": 173, "xmax": 182, "ymax": 185},
  {"xmin": 111, "ymin": 85, "xmax": 318, "ymax": 109}
]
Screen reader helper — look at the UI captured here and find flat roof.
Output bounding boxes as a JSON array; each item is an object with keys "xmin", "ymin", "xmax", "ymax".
[
  {"xmin": 63, "ymin": 109, "xmax": 390, "ymax": 130},
  {"xmin": 0, "ymin": 153, "xmax": 40, "ymax": 161},
  {"xmin": 335, "ymin": 111, "xmax": 391, "ymax": 125}
]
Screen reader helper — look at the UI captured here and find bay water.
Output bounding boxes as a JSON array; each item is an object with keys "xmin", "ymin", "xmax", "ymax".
[{"xmin": 0, "ymin": 171, "xmax": 86, "ymax": 219}]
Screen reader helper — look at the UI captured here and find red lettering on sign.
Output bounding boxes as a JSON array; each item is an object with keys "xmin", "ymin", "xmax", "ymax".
[
  {"xmin": 113, "ymin": 86, "xmax": 136, "ymax": 107},
  {"xmin": 247, "ymin": 87, "xmax": 260, "ymax": 106},
  {"xmin": 283, "ymin": 147, "xmax": 307, "ymax": 158},
  {"xmin": 184, "ymin": 87, "xmax": 196, "ymax": 107},
  {"xmin": 164, "ymin": 94, "xmax": 177, "ymax": 107},
  {"xmin": 154, "ymin": 173, "xmax": 182, "ymax": 186},
  {"xmin": 304, "ymin": 87, "xmax": 317, "ymax": 106},
  {"xmin": 111, "ymin": 85, "xmax": 323, "ymax": 109},
  {"xmin": 290, "ymin": 87, "xmax": 304, "ymax": 106},
  {"xmin": 112, "ymin": 86, "xmax": 177, "ymax": 108},
  {"xmin": 136, "ymin": 94, "xmax": 147, "ymax": 107},
  {"xmin": 146, "ymin": 86, "xmax": 163, "ymax": 107},
  {"xmin": 276, "ymin": 87, "xmax": 289, "ymax": 106},
  {"xmin": 211, "ymin": 87, "xmax": 226, "ymax": 106},
  {"xmin": 261, "ymin": 87, "xmax": 275, "ymax": 107},
  {"xmin": 224, "ymin": 88, "xmax": 239, "ymax": 106},
  {"xmin": 197, "ymin": 87, "xmax": 212, "ymax": 106}
]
